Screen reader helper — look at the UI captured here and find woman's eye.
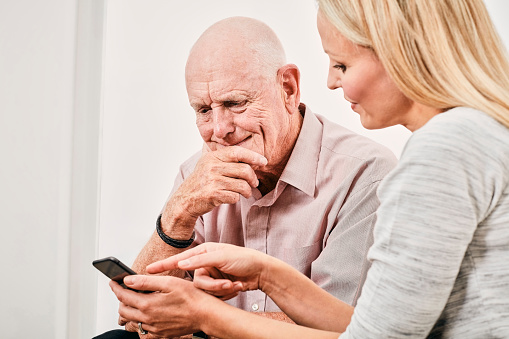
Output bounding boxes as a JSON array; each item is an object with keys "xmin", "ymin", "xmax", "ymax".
[{"xmin": 334, "ymin": 64, "xmax": 346, "ymax": 72}]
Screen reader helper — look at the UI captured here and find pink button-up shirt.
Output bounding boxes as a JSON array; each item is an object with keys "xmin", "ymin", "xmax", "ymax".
[{"xmin": 168, "ymin": 105, "xmax": 397, "ymax": 311}]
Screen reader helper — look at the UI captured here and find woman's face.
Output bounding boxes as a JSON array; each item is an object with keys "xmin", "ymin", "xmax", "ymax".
[{"xmin": 316, "ymin": 10, "xmax": 416, "ymax": 130}]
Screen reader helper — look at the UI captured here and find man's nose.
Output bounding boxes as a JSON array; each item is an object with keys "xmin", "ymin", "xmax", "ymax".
[{"xmin": 212, "ymin": 107, "xmax": 235, "ymax": 139}]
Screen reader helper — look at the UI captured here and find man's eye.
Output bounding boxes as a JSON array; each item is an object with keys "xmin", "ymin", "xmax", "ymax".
[
  {"xmin": 224, "ymin": 101, "xmax": 237, "ymax": 107},
  {"xmin": 224, "ymin": 101, "xmax": 246, "ymax": 108},
  {"xmin": 198, "ymin": 107, "xmax": 211, "ymax": 114},
  {"xmin": 334, "ymin": 64, "xmax": 346, "ymax": 72}
]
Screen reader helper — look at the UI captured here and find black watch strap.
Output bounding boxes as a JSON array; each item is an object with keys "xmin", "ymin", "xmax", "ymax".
[{"xmin": 156, "ymin": 214, "xmax": 195, "ymax": 248}]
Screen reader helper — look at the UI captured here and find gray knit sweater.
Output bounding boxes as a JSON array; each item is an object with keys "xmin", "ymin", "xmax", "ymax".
[{"xmin": 342, "ymin": 107, "xmax": 509, "ymax": 338}]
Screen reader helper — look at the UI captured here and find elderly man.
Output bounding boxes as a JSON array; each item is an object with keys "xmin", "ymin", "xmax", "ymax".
[{"xmin": 98, "ymin": 16, "xmax": 396, "ymax": 338}]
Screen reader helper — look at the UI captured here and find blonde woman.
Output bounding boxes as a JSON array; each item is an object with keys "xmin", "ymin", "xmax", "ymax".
[{"xmin": 110, "ymin": 1, "xmax": 509, "ymax": 337}]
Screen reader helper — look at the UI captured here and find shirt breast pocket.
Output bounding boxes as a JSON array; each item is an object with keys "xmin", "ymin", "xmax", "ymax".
[{"xmin": 281, "ymin": 240, "xmax": 323, "ymax": 277}]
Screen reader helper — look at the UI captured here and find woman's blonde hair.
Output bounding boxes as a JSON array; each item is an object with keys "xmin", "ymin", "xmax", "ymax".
[{"xmin": 317, "ymin": 0, "xmax": 509, "ymax": 128}]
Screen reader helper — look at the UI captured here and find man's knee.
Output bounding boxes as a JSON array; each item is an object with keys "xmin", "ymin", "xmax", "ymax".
[{"xmin": 92, "ymin": 329, "xmax": 139, "ymax": 339}]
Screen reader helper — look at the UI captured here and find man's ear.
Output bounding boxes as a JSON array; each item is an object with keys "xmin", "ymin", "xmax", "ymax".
[{"xmin": 277, "ymin": 64, "xmax": 301, "ymax": 112}]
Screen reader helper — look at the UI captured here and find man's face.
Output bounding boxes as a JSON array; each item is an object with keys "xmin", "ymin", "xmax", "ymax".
[{"xmin": 186, "ymin": 54, "xmax": 291, "ymax": 169}]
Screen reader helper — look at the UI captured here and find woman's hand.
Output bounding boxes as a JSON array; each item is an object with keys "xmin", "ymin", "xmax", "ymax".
[
  {"xmin": 147, "ymin": 243, "xmax": 272, "ymax": 295},
  {"xmin": 192, "ymin": 267, "xmax": 243, "ymax": 300}
]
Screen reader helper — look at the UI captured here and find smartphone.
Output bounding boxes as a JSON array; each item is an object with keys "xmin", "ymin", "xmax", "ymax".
[
  {"xmin": 93, "ymin": 256, "xmax": 151, "ymax": 293},
  {"xmin": 94, "ymin": 256, "xmax": 205, "ymax": 337}
]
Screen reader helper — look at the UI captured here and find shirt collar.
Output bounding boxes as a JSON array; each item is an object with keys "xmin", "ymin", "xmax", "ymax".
[{"xmin": 278, "ymin": 104, "xmax": 321, "ymax": 197}]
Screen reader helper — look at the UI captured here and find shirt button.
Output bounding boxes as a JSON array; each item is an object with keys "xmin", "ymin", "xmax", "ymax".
[{"xmin": 251, "ymin": 303, "xmax": 259, "ymax": 311}]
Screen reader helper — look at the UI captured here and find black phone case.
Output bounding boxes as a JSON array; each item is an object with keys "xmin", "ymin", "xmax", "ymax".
[{"xmin": 93, "ymin": 256, "xmax": 151, "ymax": 293}]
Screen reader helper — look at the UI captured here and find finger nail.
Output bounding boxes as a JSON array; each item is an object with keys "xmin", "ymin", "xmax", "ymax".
[
  {"xmin": 233, "ymin": 282, "xmax": 243, "ymax": 291},
  {"xmin": 179, "ymin": 259, "xmax": 191, "ymax": 268},
  {"xmin": 222, "ymin": 282, "xmax": 231, "ymax": 289},
  {"xmin": 124, "ymin": 276, "xmax": 136, "ymax": 285},
  {"xmin": 260, "ymin": 156, "xmax": 268, "ymax": 165}
]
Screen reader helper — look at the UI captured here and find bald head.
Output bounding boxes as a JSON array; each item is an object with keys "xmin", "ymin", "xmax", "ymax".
[
  {"xmin": 186, "ymin": 17, "xmax": 287, "ymax": 81},
  {"xmin": 184, "ymin": 17, "xmax": 302, "ymax": 188}
]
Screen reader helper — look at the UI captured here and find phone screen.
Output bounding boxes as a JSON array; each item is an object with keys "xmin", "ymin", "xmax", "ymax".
[{"xmin": 93, "ymin": 256, "xmax": 151, "ymax": 293}]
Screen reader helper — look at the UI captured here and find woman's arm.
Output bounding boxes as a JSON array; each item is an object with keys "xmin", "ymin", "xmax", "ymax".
[
  {"xmin": 147, "ymin": 243, "xmax": 354, "ymax": 333},
  {"xmin": 112, "ymin": 274, "xmax": 342, "ymax": 339}
]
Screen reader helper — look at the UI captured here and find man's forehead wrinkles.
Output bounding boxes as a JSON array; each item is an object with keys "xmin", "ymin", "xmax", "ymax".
[
  {"xmin": 212, "ymin": 90, "xmax": 250, "ymax": 101},
  {"xmin": 189, "ymin": 90, "xmax": 249, "ymax": 108},
  {"xmin": 188, "ymin": 80, "xmax": 212, "ymax": 106}
]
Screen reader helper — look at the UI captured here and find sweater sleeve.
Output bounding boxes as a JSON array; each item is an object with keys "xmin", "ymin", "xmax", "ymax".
[{"xmin": 341, "ymin": 111, "xmax": 497, "ymax": 338}]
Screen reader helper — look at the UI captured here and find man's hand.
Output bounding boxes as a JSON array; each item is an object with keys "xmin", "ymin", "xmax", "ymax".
[
  {"xmin": 170, "ymin": 146, "xmax": 267, "ymax": 218},
  {"xmin": 111, "ymin": 276, "xmax": 216, "ymax": 338},
  {"xmin": 160, "ymin": 146, "xmax": 267, "ymax": 239}
]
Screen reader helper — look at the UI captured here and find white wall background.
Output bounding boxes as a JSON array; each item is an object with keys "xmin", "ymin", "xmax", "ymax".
[
  {"xmin": 0, "ymin": 0, "xmax": 76, "ymax": 337},
  {"xmin": 0, "ymin": 0, "xmax": 104, "ymax": 338},
  {"xmin": 94, "ymin": 0, "xmax": 509, "ymax": 335},
  {"xmin": 0, "ymin": 0, "xmax": 507, "ymax": 338}
]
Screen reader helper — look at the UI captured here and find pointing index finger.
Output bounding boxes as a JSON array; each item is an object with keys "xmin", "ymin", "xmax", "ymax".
[{"xmin": 146, "ymin": 244, "xmax": 210, "ymax": 274}]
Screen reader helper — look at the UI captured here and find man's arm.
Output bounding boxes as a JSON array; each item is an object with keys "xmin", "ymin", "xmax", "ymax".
[
  {"xmin": 131, "ymin": 146, "xmax": 267, "ymax": 275},
  {"xmin": 254, "ymin": 181, "xmax": 380, "ymax": 323},
  {"xmin": 123, "ymin": 200, "xmax": 200, "ymax": 332},
  {"xmin": 122, "ymin": 147, "xmax": 267, "ymax": 334},
  {"xmin": 131, "ymin": 229, "xmax": 189, "ymax": 277},
  {"xmin": 253, "ymin": 312, "xmax": 294, "ymax": 323},
  {"xmin": 131, "ymin": 191, "xmax": 201, "ymax": 277},
  {"xmin": 310, "ymin": 181, "xmax": 379, "ymax": 305},
  {"xmin": 310, "ymin": 147, "xmax": 397, "ymax": 306}
]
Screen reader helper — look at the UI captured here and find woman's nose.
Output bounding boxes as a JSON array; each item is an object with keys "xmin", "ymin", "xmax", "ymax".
[{"xmin": 327, "ymin": 69, "xmax": 342, "ymax": 90}]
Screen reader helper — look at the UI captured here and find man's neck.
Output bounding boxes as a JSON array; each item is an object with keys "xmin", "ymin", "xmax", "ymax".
[
  {"xmin": 256, "ymin": 173, "xmax": 281, "ymax": 196},
  {"xmin": 256, "ymin": 105, "xmax": 304, "ymax": 196}
]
